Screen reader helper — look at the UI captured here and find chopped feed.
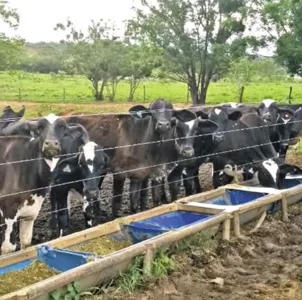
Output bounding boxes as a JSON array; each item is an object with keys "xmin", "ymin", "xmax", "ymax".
[
  {"xmin": 0, "ymin": 261, "xmax": 59, "ymax": 297},
  {"xmin": 70, "ymin": 235, "xmax": 132, "ymax": 256}
]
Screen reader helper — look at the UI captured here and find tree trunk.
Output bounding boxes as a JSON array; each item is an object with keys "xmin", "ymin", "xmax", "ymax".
[
  {"xmin": 198, "ymin": 78, "xmax": 211, "ymax": 105},
  {"xmin": 188, "ymin": 80, "xmax": 199, "ymax": 105},
  {"xmin": 99, "ymin": 81, "xmax": 106, "ymax": 101}
]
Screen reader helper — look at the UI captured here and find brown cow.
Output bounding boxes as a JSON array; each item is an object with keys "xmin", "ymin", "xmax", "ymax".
[{"xmin": 63, "ymin": 99, "xmax": 194, "ymax": 218}]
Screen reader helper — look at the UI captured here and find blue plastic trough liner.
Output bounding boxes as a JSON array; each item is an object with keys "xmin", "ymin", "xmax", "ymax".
[
  {"xmin": 122, "ymin": 210, "xmax": 215, "ymax": 244},
  {"xmin": 0, "ymin": 245, "xmax": 95, "ymax": 276}
]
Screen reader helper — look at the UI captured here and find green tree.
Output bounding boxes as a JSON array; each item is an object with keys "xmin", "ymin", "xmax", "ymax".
[
  {"xmin": 127, "ymin": 0, "xmax": 259, "ymax": 104},
  {"xmin": 0, "ymin": 1, "xmax": 24, "ymax": 70},
  {"xmin": 123, "ymin": 44, "xmax": 158, "ymax": 101},
  {"xmin": 54, "ymin": 19, "xmax": 125, "ymax": 101},
  {"xmin": 226, "ymin": 57, "xmax": 258, "ymax": 101},
  {"xmin": 260, "ymin": 0, "xmax": 302, "ymax": 76}
]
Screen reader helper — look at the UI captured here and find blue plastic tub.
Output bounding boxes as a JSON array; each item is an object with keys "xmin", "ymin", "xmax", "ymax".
[
  {"xmin": 0, "ymin": 245, "xmax": 95, "ymax": 276},
  {"xmin": 122, "ymin": 210, "xmax": 215, "ymax": 244},
  {"xmin": 209, "ymin": 189, "xmax": 268, "ymax": 206}
]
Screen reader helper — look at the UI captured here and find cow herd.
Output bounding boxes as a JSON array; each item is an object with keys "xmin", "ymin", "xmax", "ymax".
[{"xmin": 1, "ymin": 98, "xmax": 302, "ymax": 255}]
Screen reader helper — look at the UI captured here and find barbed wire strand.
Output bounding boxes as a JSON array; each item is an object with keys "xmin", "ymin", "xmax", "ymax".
[{"xmin": 0, "ymin": 116, "xmax": 301, "ymax": 167}]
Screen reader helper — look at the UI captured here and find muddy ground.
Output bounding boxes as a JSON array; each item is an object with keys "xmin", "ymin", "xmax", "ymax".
[{"xmin": 101, "ymin": 202, "xmax": 302, "ymax": 300}]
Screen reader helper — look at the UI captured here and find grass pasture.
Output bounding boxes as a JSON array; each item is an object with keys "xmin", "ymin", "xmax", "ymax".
[{"xmin": 1, "ymin": 72, "xmax": 302, "ymax": 105}]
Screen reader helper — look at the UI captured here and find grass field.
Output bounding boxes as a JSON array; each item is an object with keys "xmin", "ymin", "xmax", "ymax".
[{"xmin": 1, "ymin": 72, "xmax": 302, "ymax": 105}]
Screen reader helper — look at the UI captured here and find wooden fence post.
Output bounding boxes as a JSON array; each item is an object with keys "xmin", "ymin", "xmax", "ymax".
[
  {"xmin": 63, "ymin": 88, "xmax": 66, "ymax": 102},
  {"xmin": 18, "ymin": 88, "xmax": 21, "ymax": 101},
  {"xmin": 238, "ymin": 86, "xmax": 245, "ymax": 103},
  {"xmin": 288, "ymin": 86, "xmax": 293, "ymax": 104},
  {"xmin": 143, "ymin": 85, "xmax": 146, "ymax": 102}
]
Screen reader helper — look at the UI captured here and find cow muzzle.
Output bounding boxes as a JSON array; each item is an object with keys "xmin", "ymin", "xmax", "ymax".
[
  {"xmin": 213, "ymin": 132, "xmax": 224, "ymax": 143},
  {"xmin": 85, "ymin": 189, "xmax": 99, "ymax": 199},
  {"xmin": 42, "ymin": 140, "xmax": 61, "ymax": 157},
  {"xmin": 182, "ymin": 146, "xmax": 194, "ymax": 158},
  {"xmin": 156, "ymin": 121, "xmax": 171, "ymax": 133}
]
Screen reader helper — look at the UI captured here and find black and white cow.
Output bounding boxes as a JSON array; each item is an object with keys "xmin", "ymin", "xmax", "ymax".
[
  {"xmin": 150, "ymin": 110, "xmax": 219, "ymax": 205},
  {"xmin": 49, "ymin": 137, "xmax": 110, "ymax": 237},
  {"xmin": 0, "ymin": 114, "xmax": 90, "ymax": 254},
  {"xmin": 257, "ymin": 99, "xmax": 296, "ymax": 158},
  {"xmin": 63, "ymin": 99, "xmax": 190, "ymax": 218},
  {"xmin": 202, "ymin": 109, "xmax": 301, "ymax": 189}
]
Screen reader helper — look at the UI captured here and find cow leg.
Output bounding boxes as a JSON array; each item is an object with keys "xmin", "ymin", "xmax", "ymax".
[
  {"xmin": 183, "ymin": 167, "xmax": 196, "ymax": 196},
  {"xmin": 94, "ymin": 173, "xmax": 106, "ymax": 218},
  {"xmin": 57, "ymin": 190, "xmax": 70, "ymax": 237},
  {"xmin": 151, "ymin": 179, "xmax": 164, "ymax": 207},
  {"xmin": 140, "ymin": 177, "xmax": 149, "ymax": 211},
  {"xmin": 112, "ymin": 175, "xmax": 125, "ymax": 219},
  {"xmin": 168, "ymin": 168, "xmax": 182, "ymax": 201},
  {"xmin": 129, "ymin": 178, "xmax": 143, "ymax": 214},
  {"xmin": 1, "ymin": 217, "xmax": 17, "ymax": 254},
  {"xmin": 19, "ymin": 217, "xmax": 35, "ymax": 249},
  {"xmin": 49, "ymin": 190, "xmax": 58, "ymax": 238}
]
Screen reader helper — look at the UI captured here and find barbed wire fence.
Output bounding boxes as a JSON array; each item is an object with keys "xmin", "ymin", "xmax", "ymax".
[{"xmin": 0, "ymin": 112, "xmax": 301, "ymax": 237}]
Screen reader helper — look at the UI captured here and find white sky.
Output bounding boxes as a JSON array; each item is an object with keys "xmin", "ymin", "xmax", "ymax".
[{"xmin": 2, "ymin": 0, "xmax": 275, "ymax": 56}]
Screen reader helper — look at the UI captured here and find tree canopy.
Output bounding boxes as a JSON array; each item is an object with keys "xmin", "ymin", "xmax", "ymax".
[{"xmin": 0, "ymin": 1, "xmax": 24, "ymax": 70}]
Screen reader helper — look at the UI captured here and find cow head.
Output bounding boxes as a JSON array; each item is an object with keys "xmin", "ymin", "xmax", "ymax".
[
  {"xmin": 276, "ymin": 108, "xmax": 295, "ymax": 156},
  {"xmin": 290, "ymin": 107, "xmax": 302, "ymax": 141},
  {"xmin": 129, "ymin": 99, "xmax": 174, "ymax": 136},
  {"xmin": 257, "ymin": 99, "xmax": 279, "ymax": 124},
  {"xmin": 34, "ymin": 114, "xmax": 70, "ymax": 160},
  {"xmin": 54, "ymin": 141, "xmax": 110, "ymax": 221},
  {"xmin": 196, "ymin": 106, "xmax": 242, "ymax": 143},
  {"xmin": 172, "ymin": 110, "xmax": 218, "ymax": 158},
  {"xmin": 253, "ymin": 158, "xmax": 302, "ymax": 189}
]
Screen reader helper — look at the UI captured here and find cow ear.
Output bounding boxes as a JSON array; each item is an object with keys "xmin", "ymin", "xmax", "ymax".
[
  {"xmin": 195, "ymin": 110, "xmax": 209, "ymax": 119},
  {"xmin": 129, "ymin": 105, "xmax": 150, "ymax": 119},
  {"xmin": 174, "ymin": 109, "xmax": 196, "ymax": 122},
  {"xmin": 197, "ymin": 118, "xmax": 219, "ymax": 134},
  {"xmin": 227, "ymin": 109, "xmax": 242, "ymax": 121},
  {"xmin": 68, "ymin": 124, "xmax": 90, "ymax": 144},
  {"xmin": 17, "ymin": 105, "xmax": 25, "ymax": 117}
]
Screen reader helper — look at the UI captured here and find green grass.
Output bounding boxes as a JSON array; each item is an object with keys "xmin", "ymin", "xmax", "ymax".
[{"xmin": 0, "ymin": 71, "xmax": 302, "ymax": 105}]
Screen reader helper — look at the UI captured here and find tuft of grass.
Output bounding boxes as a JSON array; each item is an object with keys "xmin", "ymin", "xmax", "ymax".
[
  {"xmin": 151, "ymin": 249, "xmax": 175, "ymax": 277},
  {"xmin": 115, "ymin": 256, "xmax": 145, "ymax": 293}
]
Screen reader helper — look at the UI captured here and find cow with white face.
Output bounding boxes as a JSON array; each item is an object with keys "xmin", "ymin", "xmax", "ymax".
[
  {"xmin": 50, "ymin": 138, "xmax": 110, "ymax": 237},
  {"xmin": 0, "ymin": 114, "xmax": 89, "ymax": 254}
]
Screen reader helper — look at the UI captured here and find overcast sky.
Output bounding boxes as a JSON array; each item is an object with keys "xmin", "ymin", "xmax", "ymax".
[
  {"xmin": 2, "ymin": 0, "xmax": 138, "ymax": 42},
  {"xmin": 2, "ymin": 0, "xmax": 275, "ymax": 56}
]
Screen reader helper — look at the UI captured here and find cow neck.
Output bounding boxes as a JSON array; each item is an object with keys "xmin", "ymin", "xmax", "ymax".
[{"xmin": 26, "ymin": 138, "xmax": 55, "ymax": 195}]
